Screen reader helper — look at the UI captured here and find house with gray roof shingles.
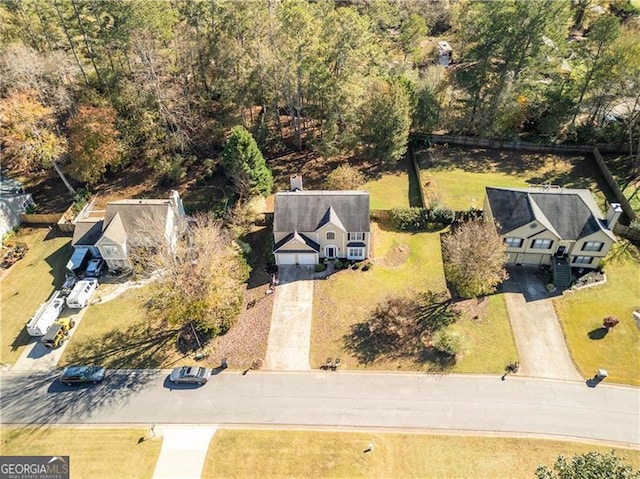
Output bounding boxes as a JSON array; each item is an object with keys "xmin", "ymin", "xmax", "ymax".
[
  {"xmin": 0, "ymin": 176, "xmax": 35, "ymax": 237},
  {"xmin": 273, "ymin": 174, "xmax": 370, "ymax": 266},
  {"xmin": 70, "ymin": 191, "xmax": 185, "ymax": 272},
  {"xmin": 484, "ymin": 186, "xmax": 620, "ymax": 286}
]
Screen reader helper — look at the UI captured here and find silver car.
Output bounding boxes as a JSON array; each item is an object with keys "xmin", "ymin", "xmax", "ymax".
[{"xmin": 169, "ymin": 366, "xmax": 212, "ymax": 385}]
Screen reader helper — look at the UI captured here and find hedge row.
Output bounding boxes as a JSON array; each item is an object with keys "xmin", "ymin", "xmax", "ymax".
[{"xmin": 390, "ymin": 206, "xmax": 455, "ymax": 231}]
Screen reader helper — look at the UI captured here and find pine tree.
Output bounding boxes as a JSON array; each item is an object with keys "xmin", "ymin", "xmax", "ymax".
[{"xmin": 221, "ymin": 126, "xmax": 273, "ymax": 198}]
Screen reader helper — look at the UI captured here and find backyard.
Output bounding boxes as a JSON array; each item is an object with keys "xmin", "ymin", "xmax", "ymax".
[
  {"xmin": 415, "ymin": 146, "xmax": 614, "ymax": 212},
  {"xmin": 554, "ymin": 240, "xmax": 640, "ymax": 385},
  {"xmin": 311, "ymin": 221, "xmax": 517, "ymax": 373},
  {"xmin": 0, "ymin": 228, "xmax": 72, "ymax": 365},
  {"xmin": 204, "ymin": 429, "xmax": 640, "ymax": 478}
]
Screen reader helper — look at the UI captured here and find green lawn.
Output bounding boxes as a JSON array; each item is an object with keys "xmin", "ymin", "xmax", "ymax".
[
  {"xmin": 554, "ymin": 240, "xmax": 640, "ymax": 385},
  {"xmin": 0, "ymin": 228, "xmax": 72, "ymax": 365},
  {"xmin": 311, "ymin": 222, "xmax": 516, "ymax": 373},
  {"xmin": 59, "ymin": 285, "xmax": 183, "ymax": 369},
  {"xmin": 204, "ymin": 429, "xmax": 640, "ymax": 479},
  {"xmin": 0, "ymin": 427, "xmax": 161, "ymax": 479},
  {"xmin": 362, "ymin": 158, "xmax": 421, "ymax": 210},
  {"xmin": 416, "ymin": 147, "xmax": 610, "ymax": 211}
]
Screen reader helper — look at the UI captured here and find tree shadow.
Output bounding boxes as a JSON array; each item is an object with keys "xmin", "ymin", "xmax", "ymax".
[
  {"xmin": 588, "ymin": 327, "xmax": 608, "ymax": 340},
  {"xmin": 43, "ymin": 241, "xmax": 73, "ymax": 290},
  {"xmin": 63, "ymin": 321, "xmax": 181, "ymax": 369}
]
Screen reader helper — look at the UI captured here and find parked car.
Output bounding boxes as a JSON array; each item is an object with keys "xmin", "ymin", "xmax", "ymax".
[
  {"xmin": 66, "ymin": 278, "xmax": 98, "ymax": 309},
  {"xmin": 85, "ymin": 259, "xmax": 106, "ymax": 278},
  {"xmin": 169, "ymin": 366, "xmax": 212, "ymax": 385},
  {"xmin": 60, "ymin": 275, "xmax": 78, "ymax": 296},
  {"xmin": 59, "ymin": 365, "xmax": 106, "ymax": 385}
]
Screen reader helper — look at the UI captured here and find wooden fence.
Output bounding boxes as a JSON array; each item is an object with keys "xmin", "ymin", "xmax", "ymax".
[
  {"xmin": 592, "ymin": 148, "xmax": 637, "ymax": 222},
  {"xmin": 20, "ymin": 213, "xmax": 63, "ymax": 225},
  {"xmin": 419, "ymin": 133, "xmax": 630, "ymax": 155}
]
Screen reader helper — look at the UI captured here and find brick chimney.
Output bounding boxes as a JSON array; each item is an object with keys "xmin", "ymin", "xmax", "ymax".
[
  {"xmin": 290, "ymin": 174, "xmax": 303, "ymax": 192},
  {"xmin": 605, "ymin": 203, "xmax": 622, "ymax": 230}
]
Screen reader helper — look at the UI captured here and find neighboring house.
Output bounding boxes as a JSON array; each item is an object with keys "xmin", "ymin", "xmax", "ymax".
[
  {"xmin": 484, "ymin": 186, "xmax": 620, "ymax": 286},
  {"xmin": 0, "ymin": 176, "xmax": 35, "ymax": 238},
  {"xmin": 273, "ymin": 174, "xmax": 370, "ymax": 266},
  {"xmin": 70, "ymin": 191, "xmax": 186, "ymax": 272}
]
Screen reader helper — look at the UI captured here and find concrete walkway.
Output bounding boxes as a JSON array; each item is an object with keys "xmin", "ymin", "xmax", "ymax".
[
  {"xmin": 502, "ymin": 267, "xmax": 582, "ymax": 381},
  {"xmin": 265, "ymin": 266, "xmax": 314, "ymax": 371},
  {"xmin": 152, "ymin": 425, "xmax": 218, "ymax": 479}
]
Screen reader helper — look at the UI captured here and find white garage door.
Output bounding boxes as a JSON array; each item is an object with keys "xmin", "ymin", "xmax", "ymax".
[
  {"xmin": 277, "ymin": 253, "xmax": 297, "ymax": 265},
  {"xmin": 276, "ymin": 253, "xmax": 317, "ymax": 265},
  {"xmin": 297, "ymin": 254, "xmax": 316, "ymax": 265}
]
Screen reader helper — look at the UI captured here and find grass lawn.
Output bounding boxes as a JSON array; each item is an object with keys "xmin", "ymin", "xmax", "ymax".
[
  {"xmin": 0, "ymin": 228, "xmax": 72, "ymax": 365},
  {"xmin": 204, "ymin": 429, "xmax": 640, "ymax": 479},
  {"xmin": 59, "ymin": 285, "xmax": 184, "ymax": 369},
  {"xmin": 0, "ymin": 427, "xmax": 161, "ymax": 479},
  {"xmin": 554, "ymin": 240, "xmax": 640, "ymax": 385},
  {"xmin": 416, "ymin": 147, "xmax": 612, "ymax": 211},
  {"xmin": 311, "ymin": 222, "xmax": 516, "ymax": 373},
  {"xmin": 362, "ymin": 157, "xmax": 421, "ymax": 210}
]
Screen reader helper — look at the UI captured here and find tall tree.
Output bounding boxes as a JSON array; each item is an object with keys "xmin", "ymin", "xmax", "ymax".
[
  {"xmin": 66, "ymin": 104, "xmax": 121, "ymax": 186},
  {"xmin": 399, "ymin": 13, "xmax": 427, "ymax": 62},
  {"xmin": 442, "ymin": 218, "xmax": 508, "ymax": 298},
  {"xmin": 222, "ymin": 126, "xmax": 273, "ymax": 198},
  {"xmin": 0, "ymin": 90, "xmax": 66, "ymax": 171},
  {"xmin": 359, "ymin": 78, "xmax": 412, "ymax": 162}
]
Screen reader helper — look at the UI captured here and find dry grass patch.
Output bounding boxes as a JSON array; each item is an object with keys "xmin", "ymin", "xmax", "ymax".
[
  {"xmin": 0, "ymin": 228, "xmax": 71, "ymax": 365},
  {"xmin": 204, "ymin": 429, "xmax": 640, "ymax": 479},
  {"xmin": 0, "ymin": 427, "xmax": 161, "ymax": 479}
]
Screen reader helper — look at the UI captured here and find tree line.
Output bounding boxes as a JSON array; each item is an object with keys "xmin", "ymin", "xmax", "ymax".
[{"xmin": 1, "ymin": 0, "xmax": 639, "ymax": 190}]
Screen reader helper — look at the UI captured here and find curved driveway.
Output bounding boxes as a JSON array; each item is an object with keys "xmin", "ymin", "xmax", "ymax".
[{"xmin": 1, "ymin": 370, "xmax": 638, "ymax": 446}]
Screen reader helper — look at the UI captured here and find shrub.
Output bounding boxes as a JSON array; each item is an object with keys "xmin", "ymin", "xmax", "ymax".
[
  {"xmin": 362, "ymin": 263, "xmax": 371, "ymax": 271},
  {"xmin": 334, "ymin": 260, "xmax": 344, "ymax": 269},
  {"xmin": 603, "ymin": 316, "xmax": 619, "ymax": 329},
  {"xmin": 432, "ymin": 330, "xmax": 466, "ymax": 358},
  {"xmin": 390, "ymin": 206, "xmax": 454, "ymax": 231},
  {"xmin": 315, "ymin": 263, "xmax": 327, "ymax": 273}
]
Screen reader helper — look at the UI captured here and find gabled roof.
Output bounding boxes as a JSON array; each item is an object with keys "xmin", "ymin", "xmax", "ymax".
[
  {"xmin": 273, "ymin": 231, "xmax": 320, "ymax": 252},
  {"xmin": 72, "ymin": 218, "xmax": 104, "ymax": 246},
  {"xmin": 102, "ymin": 199, "xmax": 173, "ymax": 243},
  {"xmin": 486, "ymin": 187, "xmax": 615, "ymax": 241},
  {"xmin": 274, "ymin": 191, "xmax": 370, "ymax": 233}
]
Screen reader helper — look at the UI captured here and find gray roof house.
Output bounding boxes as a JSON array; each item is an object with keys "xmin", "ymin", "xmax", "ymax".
[
  {"xmin": 273, "ymin": 174, "xmax": 370, "ymax": 266},
  {"xmin": 484, "ymin": 186, "xmax": 620, "ymax": 286},
  {"xmin": 70, "ymin": 191, "xmax": 185, "ymax": 272},
  {"xmin": 0, "ymin": 176, "xmax": 35, "ymax": 238}
]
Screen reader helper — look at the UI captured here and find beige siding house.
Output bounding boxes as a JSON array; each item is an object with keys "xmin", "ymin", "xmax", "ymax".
[
  {"xmin": 484, "ymin": 186, "xmax": 619, "ymax": 286},
  {"xmin": 273, "ymin": 175, "xmax": 370, "ymax": 266},
  {"xmin": 71, "ymin": 191, "xmax": 186, "ymax": 272}
]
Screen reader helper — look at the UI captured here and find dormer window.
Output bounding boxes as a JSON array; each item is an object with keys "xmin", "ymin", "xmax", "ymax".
[{"xmin": 326, "ymin": 232, "xmax": 335, "ymax": 240}]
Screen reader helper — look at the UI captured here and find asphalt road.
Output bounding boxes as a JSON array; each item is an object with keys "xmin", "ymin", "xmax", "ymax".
[{"xmin": 1, "ymin": 370, "xmax": 638, "ymax": 446}]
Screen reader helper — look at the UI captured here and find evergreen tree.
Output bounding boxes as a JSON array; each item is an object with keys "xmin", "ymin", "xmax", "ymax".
[{"xmin": 222, "ymin": 126, "xmax": 273, "ymax": 198}]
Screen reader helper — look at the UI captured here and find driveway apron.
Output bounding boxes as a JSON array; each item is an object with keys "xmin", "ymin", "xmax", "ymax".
[
  {"xmin": 503, "ymin": 267, "xmax": 582, "ymax": 381},
  {"xmin": 265, "ymin": 266, "xmax": 314, "ymax": 371},
  {"xmin": 152, "ymin": 425, "xmax": 217, "ymax": 479}
]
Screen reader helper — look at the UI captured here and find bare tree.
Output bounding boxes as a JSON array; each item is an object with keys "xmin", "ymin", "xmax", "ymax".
[
  {"xmin": 442, "ymin": 218, "xmax": 509, "ymax": 298},
  {"xmin": 134, "ymin": 213, "xmax": 250, "ymax": 337}
]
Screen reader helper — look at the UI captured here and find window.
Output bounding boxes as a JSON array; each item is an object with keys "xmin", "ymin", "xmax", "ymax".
[
  {"xmin": 326, "ymin": 232, "xmax": 335, "ymax": 240},
  {"xmin": 573, "ymin": 256, "xmax": 593, "ymax": 265},
  {"xmin": 103, "ymin": 245, "xmax": 119, "ymax": 256},
  {"xmin": 504, "ymin": 237, "xmax": 523, "ymax": 248},
  {"xmin": 348, "ymin": 247, "xmax": 365, "ymax": 259},
  {"xmin": 582, "ymin": 241, "xmax": 604, "ymax": 252},
  {"xmin": 348, "ymin": 232, "xmax": 364, "ymax": 241},
  {"xmin": 531, "ymin": 239, "xmax": 553, "ymax": 249}
]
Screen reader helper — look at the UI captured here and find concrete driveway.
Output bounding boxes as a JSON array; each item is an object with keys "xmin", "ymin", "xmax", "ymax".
[
  {"xmin": 502, "ymin": 267, "xmax": 582, "ymax": 381},
  {"xmin": 265, "ymin": 266, "xmax": 315, "ymax": 371}
]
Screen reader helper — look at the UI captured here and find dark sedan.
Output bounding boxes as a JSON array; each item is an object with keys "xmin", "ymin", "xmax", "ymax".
[
  {"xmin": 59, "ymin": 365, "xmax": 106, "ymax": 385},
  {"xmin": 169, "ymin": 366, "xmax": 212, "ymax": 385}
]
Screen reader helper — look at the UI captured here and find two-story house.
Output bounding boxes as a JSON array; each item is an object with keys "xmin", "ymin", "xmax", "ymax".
[
  {"xmin": 273, "ymin": 175, "xmax": 370, "ymax": 266},
  {"xmin": 484, "ymin": 186, "xmax": 620, "ymax": 286},
  {"xmin": 70, "ymin": 191, "xmax": 186, "ymax": 272}
]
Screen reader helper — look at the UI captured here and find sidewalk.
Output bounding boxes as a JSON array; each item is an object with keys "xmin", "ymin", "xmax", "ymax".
[{"xmin": 152, "ymin": 425, "xmax": 218, "ymax": 479}]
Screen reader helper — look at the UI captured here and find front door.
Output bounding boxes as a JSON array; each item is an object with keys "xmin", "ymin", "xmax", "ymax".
[
  {"xmin": 555, "ymin": 246, "xmax": 567, "ymax": 257},
  {"xmin": 326, "ymin": 246, "xmax": 336, "ymax": 259}
]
